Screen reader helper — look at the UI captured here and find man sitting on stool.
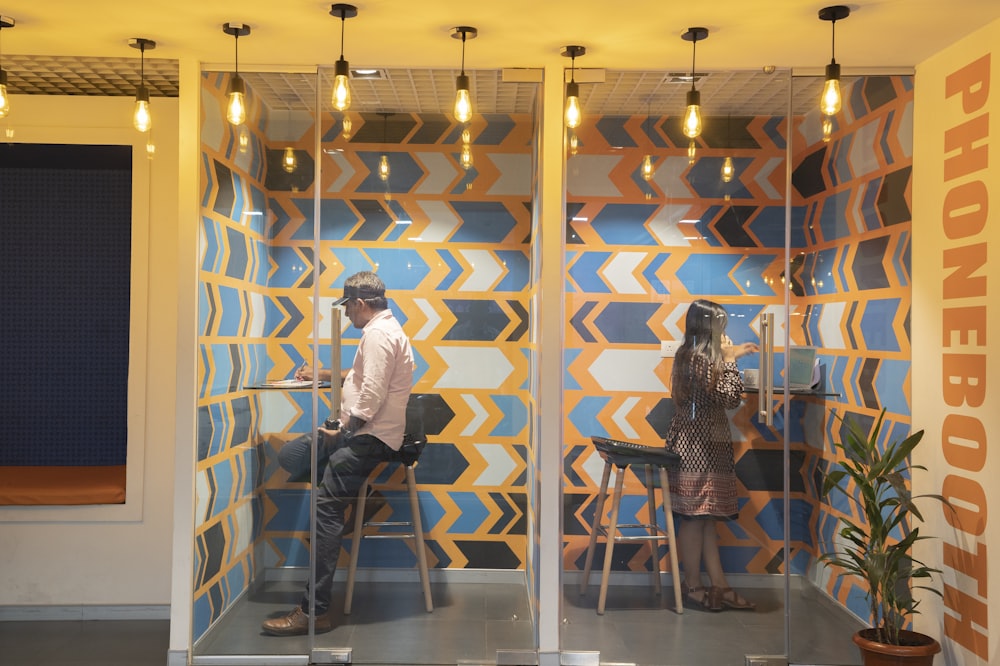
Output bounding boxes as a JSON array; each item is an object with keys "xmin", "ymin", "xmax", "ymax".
[{"xmin": 262, "ymin": 271, "xmax": 414, "ymax": 636}]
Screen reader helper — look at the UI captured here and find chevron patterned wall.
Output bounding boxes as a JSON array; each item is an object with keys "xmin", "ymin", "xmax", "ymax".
[
  {"xmin": 194, "ymin": 72, "xmax": 533, "ymax": 641},
  {"xmin": 561, "ymin": 76, "xmax": 913, "ymax": 591}
]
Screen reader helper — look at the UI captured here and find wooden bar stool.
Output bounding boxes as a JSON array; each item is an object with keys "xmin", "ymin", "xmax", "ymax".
[
  {"xmin": 580, "ymin": 436, "xmax": 684, "ymax": 615},
  {"xmin": 344, "ymin": 435, "xmax": 433, "ymax": 614}
]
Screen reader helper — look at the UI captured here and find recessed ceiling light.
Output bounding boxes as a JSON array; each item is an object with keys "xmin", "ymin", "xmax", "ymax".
[{"xmin": 351, "ymin": 68, "xmax": 383, "ymax": 79}]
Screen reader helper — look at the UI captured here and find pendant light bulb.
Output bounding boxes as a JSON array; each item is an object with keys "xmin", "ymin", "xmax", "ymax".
[
  {"xmin": 341, "ymin": 115, "xmax": 352, "ymax": 139},
  {"xmin": 565, "ymin": 81, "xmax": 582, "ymax": 129},
  {"xmin": 568, "ymin": 131, "xmax": 579, "ymax": 156},
  {"xmin": 146, "ymin": 138, "xmax": 156, "ymax": 160},
  {"xmin": 641, "ymin": 155, "xmax": 654, "ymax": 181},
  {"xmin": 0, "ymin": 17, "xmax": 15, "ymax": 119},
  {"xmin": 461, "ymin": 143, "xmax": 473, "ymax": 170},
  {"xmin": 451, "ymin": 27, "xmax": 477, "ymax": 123},
  {"xmin": 461, "ymin": 128, "xmax": 471, "ymax": 145},
  {"xmin": 282, "ymin": 146, "xmax": 297, "ymax": 173},
  {"xmin": 133, "ymin": 87, "xmax": 151, "ymax": 132},
  {"xmin": 721, "ymin": 156, "xmax": 735, "ymax": 183},
  {"xmin": 681, "ymin": 28, "xmax": 708, "ymax": 139},
  {"xmin": 561, "ymin": 46, "xmax": 586, "ymax": 130},
  {"xmin": 687, "ymin": 140, "xmax": 697, "ymax": 165},
  {"xmin": 683, "ymin": 89, "xmax": 702, "ymax": 138},
  {"xmin": 818, "ymin": 6, "xmax": 850, "ymax": 116},
  {"xmin": 222, "ymin": 23, "xmax": 251, "ymax": 127},
  {"xmin": 329, "ymin": 6, "xmax": 357, "ymax": 111},
  {"xmin": 821, "ymin": 64, "xmax": 841, "ymax": 116},
  {"xmin": 454, "ymin": 75, "xmax": 472, "ymax": 123},
  {"xmin": 822, "ymin": 116, "xmax": 833, "ymax": 142},
  {"xmin": 129, "ymin": 38, "xmax": 155, "ymax": 132},
  {"xmin": 226, "ymin": 76, "xmax": 247, "ymax": 126},
  {"xmin": 379, "ymin": 154, "xmax": 390, "ymax": 181},
  {"xmin": 332, "ymin": 59, "xmax": 351, "ymax": 111}
]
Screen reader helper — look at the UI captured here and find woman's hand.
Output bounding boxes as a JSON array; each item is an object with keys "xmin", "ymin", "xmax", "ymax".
[{"xmin": 722, "ymin": 335, "xmax": 759, "ymax": 362}]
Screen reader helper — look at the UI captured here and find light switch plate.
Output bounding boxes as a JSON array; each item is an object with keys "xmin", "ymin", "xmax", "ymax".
[{"xmin": 660, "ymin": 340, "xmax": 680, "ymax": 357}]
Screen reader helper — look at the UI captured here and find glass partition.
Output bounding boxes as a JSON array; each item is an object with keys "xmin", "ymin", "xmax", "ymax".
[
  {"xmin": 192, "ymin": 65, "xmax": 540, "ymax": 665},
  {"xmin": 559, "ymin": 68, "xmax": 798, "ymax": 665},
  {"xmin": 787, "ymin": 72, "xmax": 915, "ymax": 666}
]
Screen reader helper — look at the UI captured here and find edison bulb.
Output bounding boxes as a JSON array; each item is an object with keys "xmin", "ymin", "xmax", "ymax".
[
  {"xmin": 683, "ymin": 104, "xmax": 702, "ymax": 139},
  {"xmin": 227, "ymin": 91, "xmax": 246, "ymax": 126},
  {"xmin": 822, "ymin": 116, "xmax": 833, "ymax": 143},
  {"xmin": 687, "ymin": 140, "xmax": 697, "ymax": 165},
  {"xmin": 378, "ymin": 154, "xmax": 390, "ymax": 181},
  {"xmin": 641, "ymin": 155, "xmax": 654, "ymax": 181},
  {"xmin": 332, "ymin": 74, "xmax": 351, "ymax": 111},
  {"xmin": 282, "ymin": 146, "xmax": 297, "ymax": 173},
  {"xmin": 821, "ymin": 78, "xmax": 841, "ymax": 116},
  {"xmin": 133, "ymin": 93, "xmax": 152, "ymax": 133},
  {"xmin": 721, "ymin": 156, "xmax": 735, "ymax": 183},
  {"xmin": 454, "ymin": 74, "xmax": 473, "ymax": 123},
  {"xmin": 341, "ymin": 116, "xmax": 352, "ymax": 140},
  {"xmin": 460, "ymin": 143, "xmax": 473, "ymax": 170},
  {"xmin": 238, "ymin": 125, "xmax": 250, "ymax": 153}
]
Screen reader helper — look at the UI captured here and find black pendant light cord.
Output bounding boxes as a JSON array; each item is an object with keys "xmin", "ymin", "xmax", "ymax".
[
  {"xmin": 339, "ymin": 13, "xmax": 346, "ymax": 59},
  {"xmin": 830, "ymin": 19, "xmax": 837, "ymax": 63},
  {"xmin": 460, "ymin": 31, "xmax": 467, "ymax": 75},
  {"xmin": 689, "ymin": 36, "xmax": 698, "ymax": 92}
]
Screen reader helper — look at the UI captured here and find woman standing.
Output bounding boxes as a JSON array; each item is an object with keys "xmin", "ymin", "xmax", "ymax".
[{"xmin": 666, "ymin": 299, "xmax": 758, "ymax": 612}]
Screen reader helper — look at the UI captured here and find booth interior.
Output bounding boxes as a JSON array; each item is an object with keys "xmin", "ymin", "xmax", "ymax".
[{"xmin": 191, "ymin": 62, "xmax": 913, "ymax": 666}]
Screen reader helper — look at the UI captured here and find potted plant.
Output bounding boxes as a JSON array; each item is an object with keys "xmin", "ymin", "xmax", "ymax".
[{"xmin": 820, "ymin": 408, "xmax": 948, "ymax": 665}]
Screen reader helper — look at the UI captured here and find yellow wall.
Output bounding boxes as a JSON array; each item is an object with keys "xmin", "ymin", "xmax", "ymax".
[
  {"xmin": 913, "ymin": 17, "xmax": 1000, "ymax": 666},
  {"xmin": 0, "ymin": 95, "xmax": 179, "ymax": 610}
]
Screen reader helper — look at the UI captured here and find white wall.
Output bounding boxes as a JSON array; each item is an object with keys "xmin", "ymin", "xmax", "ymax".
[
  {"xmin": 912, "ymin": 17, "xmax": 1000, "ymax": 666},
  {"xmin": 0, "ymin": 95, "xmax": 179, "ymax": 612}
]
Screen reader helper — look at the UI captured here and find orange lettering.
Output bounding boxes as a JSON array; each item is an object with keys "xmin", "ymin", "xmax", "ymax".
[
  {"xmin": 944, "ymin": 115, "xmax": 989, "ymax": 182},
  {"xmin": 941, "ymin": 474, "xmax": 987, "ymax": 535},
  {"xmin": 942, "ymin": 414, "xmax": 987, "ymax": 471},
  {"xmin": 942, "ymin": 306, "xmax": 987, "ymax": 346},
  {"xmin": 943, "ymin": 244, "xmax": 987, "ymax": 300},
  {"xmin": 943, "ymin": 542, "xmax": 988, "ymax": 598},
  {"xmin": 945, "ymin": 54, "xmax": 991, "ymax": 113},
  {"xmin": 942, "ymin": 180, "xmax": 988, "ymax": 239},
  {"xmin": 943, "ymin": 583, "xmax": 989, "ymax": 659}
]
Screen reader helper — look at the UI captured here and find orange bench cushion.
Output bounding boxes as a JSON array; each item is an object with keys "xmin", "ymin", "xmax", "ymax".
[{"xmin": 0, "ymin": 465, "xmax": 126, "ymax": 505}]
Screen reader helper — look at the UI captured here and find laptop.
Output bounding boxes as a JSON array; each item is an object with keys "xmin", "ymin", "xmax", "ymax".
[{"xmin": 786, "ymin": 346, "xmax": 820, "ymax": 390}]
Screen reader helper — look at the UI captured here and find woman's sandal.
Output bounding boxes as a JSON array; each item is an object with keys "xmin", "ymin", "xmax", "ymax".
[
  {"xmin": 683, "ymin": 586, "xmax": 721, "ymax": 612},
  {"xmin": 710, "ymin": 586, "xmax": 756, "ymax": 611}
]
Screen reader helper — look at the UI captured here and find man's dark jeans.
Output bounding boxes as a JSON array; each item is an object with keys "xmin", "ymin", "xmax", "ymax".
[{"xmin": 300, "ymin": 433, "xmax": 395, "ymax": 615}]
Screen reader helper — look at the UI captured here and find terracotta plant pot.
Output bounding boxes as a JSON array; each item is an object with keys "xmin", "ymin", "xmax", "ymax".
[{"xmin": 853, "ymin": 629, "xmax": 941, "ymax": 666}]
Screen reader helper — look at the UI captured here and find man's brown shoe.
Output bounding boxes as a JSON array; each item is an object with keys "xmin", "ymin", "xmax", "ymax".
[{"xmin": 261, "ymin": 606, "xmax": 332, "ymax": 636}]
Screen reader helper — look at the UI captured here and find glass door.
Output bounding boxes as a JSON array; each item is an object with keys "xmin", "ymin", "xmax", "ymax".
[
  {"xmin": 559, "ymin": 68, "xmax": 796, "ymax": 665},
  {"xmin": 787, "ymin": 72, "xmax": 916, "ymax": 665}
]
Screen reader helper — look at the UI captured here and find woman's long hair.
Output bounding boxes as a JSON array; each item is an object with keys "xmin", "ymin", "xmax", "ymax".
[{"xmin": 671, "ymin": 299, "xmax": 728, "ymax": 403}]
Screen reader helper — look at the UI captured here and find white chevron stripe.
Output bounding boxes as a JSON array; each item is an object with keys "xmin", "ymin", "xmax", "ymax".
[
  {"xmin": 195, "ymin": 469, "xmax": 210, "ymax": 528},
  {"xmin": 601, "ymin": 251, "xmax": 645, "ymax": 294},
  {"xmin": 461, "ymin": 394, "xmax": 490, "ymax": 436},
  {"xmin": 590, "ymin": 350, "xmax": 666, "ymax": 392},
  {"xmin": 248, "ymin": 292, "xmax": 266, "ymax": 338},
  {"xmin": 567, "ymin": 155, "xmax": 623, "ymax": 197},
  {"xmin": 662, "ymin": 303, "xmax": 687, "ymax": 341},
  {"xmin": 472, "ymin": 443, "xmax": 517, "ymax": 486},
  {"xmin": 612, "ymin": 397, "xmax": 641, "ymax": 439},
  {"xmin": 818, "ymin": 301, "xmax": 847, "ymax": 349},
  {"xmin": 652, "ymin": 156, "xmax": 694, "ymax": 196},
  {"xmin": 458, "ymin": 249, "xmax": 504, "ymax": 291},
  {"xmin": 487, "ymin": 153, "xmax": 532, "ymax": 196},
  {"xmin": 412, "ymin": 298, "xmax": 441, "ymax": 341},
  {"xmin": 414, "ymin": 152, "xmax": 458, "ymax": 194},
  {"xmin": 261, "ymin": 391, "xmax": 303, "ymax": 434},
  {"xmin": 580, "ymin": 447, "xmax": 607, "ymax": 488},
  {"xmin": 755, "ymin": 157, "xmax": 784, "ymax": 199},
  {"xmin": 648, "ymin": 204, "xmax": 694, "ymax": 247},
  {"xmin": 234, "ymin": 500, "xmax": 253, "ymax": 556},
  {"xmin": 323, "ymin": 149, "xmax": 356, "ymax": 194},
  {"xmin": 415, "ymin": 201, "xmax": 462, "ymax": 242},
  {"xmin": 436, "ymin": 347, "xmax": 515, "ymax": 389}
]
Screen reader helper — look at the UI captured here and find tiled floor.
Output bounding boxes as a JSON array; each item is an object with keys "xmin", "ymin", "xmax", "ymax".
[{"xmin": 2, "ymin": 581, "xmax": 864, "ymax": 666}]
